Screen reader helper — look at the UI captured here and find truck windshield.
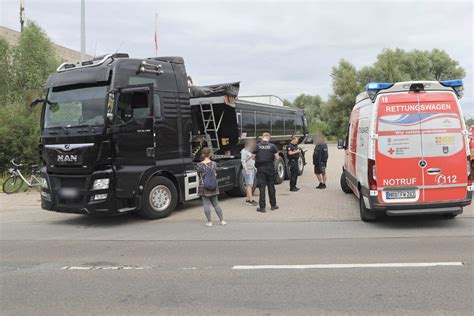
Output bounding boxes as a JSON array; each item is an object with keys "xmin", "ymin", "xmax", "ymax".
[{"xmin": 44, "ymin": 85, "xmax": 108, "ymax": 128}]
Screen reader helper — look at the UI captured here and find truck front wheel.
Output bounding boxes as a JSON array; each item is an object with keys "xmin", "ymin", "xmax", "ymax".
[{"xmin": 138, "ymin": 176, "xmax": 177, "ymax": 220}]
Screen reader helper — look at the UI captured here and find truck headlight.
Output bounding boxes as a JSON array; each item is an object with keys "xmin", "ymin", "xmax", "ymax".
[
  {"xmin": 93, "ymin": 178, "xmax": 110, "ymax": 190},
  {"xmin": 40, "ymin": 177, "xmax": 48, "ymax": 189}
]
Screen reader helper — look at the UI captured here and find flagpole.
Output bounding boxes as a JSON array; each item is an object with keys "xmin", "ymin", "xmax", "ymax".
[{"xmin": 154, "ymin": 13, "xmax": 158, "ymax": 57}]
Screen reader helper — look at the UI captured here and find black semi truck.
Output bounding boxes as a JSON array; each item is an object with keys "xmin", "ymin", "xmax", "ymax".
[{"xmin": 36, "ymin": 53, "xmax": 307, "ymax": 219}]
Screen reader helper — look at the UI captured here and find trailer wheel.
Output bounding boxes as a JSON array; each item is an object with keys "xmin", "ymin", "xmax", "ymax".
[
  {"xmin": 359, "ymin": 194, "xmax": 376, "ymax": 222},
  {"xmin": 340, "ymin": 172, "xmax": 352, "ymax": 194},
  {"xmin": 138, "ymin": 176, "xmax": 177, "ymax": 220},
  {"xmin": 297, "ymin": 156, "xmax": 305, "ymax": 176},
  {"xmin": 226, "ymin": 166, "xmax": 256, "ymax": 197},
  {"xmin": 274, "ymin": 159, "xmax": 286, "ymax": 184}
]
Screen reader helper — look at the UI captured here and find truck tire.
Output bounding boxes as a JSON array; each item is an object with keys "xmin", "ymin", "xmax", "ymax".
[
  {"xmin": 138, "ymin": 176, "xmax": 177, "ymax": 220},
  {"xmin": 340, "ymin": 172, "xmax": 352, "ymax": 194},
  {"xmin": 274, "ymin": 159, "xmax": 286, "ymax": 184},
  {"xmin": 297, "ymin": 156, "xmax": 305, "ymax": 176},
  {"xmin": 359, "ymin": 194, "xmax": 376, "ymax": 222},
  {"xmin": 226, "ymin": 167, "xmax": 256, "ymax": 197}
]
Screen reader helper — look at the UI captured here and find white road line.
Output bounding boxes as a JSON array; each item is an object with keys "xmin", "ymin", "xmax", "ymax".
[
  {"xmin": 232, "ymin": 262, "xmax": 464, "ymax": 270},
  {"xmin": 62, "ymin": 266, "xmax": 149, "ymax": 270}
]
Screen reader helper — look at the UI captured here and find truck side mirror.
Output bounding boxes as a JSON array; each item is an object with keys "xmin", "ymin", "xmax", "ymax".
[
  {"xmin": 337, "ymin": 138, "xmax": 345, "ymax": 150},
  {"xmin": 30, "ymin": 98, "xmax": 45, "ymax": 108},
  {"xmin": 106, "ymin": 112, "xmax": 114, "ymax": 124}
]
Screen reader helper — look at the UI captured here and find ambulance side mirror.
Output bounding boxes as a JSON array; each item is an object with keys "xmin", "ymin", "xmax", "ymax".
[{"xmin": 337, "ymin": 138, "xmax": 345, "ymax": 150}]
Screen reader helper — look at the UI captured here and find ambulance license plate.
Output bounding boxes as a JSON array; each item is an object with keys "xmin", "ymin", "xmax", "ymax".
[{"xmin": 385, "ymin": 190, "xmax": 416, "ymax": 200}]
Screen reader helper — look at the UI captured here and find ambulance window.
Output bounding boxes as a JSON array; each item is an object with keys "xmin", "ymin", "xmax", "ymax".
[{"xmin": 419, "ymin": 112, "xmax": 463, "ymax": 157}]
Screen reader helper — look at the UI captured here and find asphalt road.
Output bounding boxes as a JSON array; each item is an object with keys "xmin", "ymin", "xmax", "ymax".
[{"xmin": 1, "ymin": 218, "xmax": 473, "ymax": 315}]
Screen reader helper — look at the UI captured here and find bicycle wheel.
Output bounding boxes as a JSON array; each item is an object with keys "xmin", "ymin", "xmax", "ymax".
[{"xmin": 2, "ymin": 176, "xmax": 24, "ymax": 194}]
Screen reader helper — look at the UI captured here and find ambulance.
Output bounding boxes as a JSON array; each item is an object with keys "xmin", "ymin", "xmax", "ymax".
[{"xmin": 338, "ymin": 80, "xmax": 472, "ymax": 221}]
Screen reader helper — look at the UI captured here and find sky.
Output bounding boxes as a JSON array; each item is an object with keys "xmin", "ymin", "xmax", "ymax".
[{"xmin": 1, "ymin": 0, "xmax": 473, "ymax": 117}]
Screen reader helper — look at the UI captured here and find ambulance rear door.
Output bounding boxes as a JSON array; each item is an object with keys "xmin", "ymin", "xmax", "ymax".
[
  {"xmin": 376, "ymin": 93, "xmax": 424, "ymax": 204},
  {"xmin": 418, "ymin": 92, "xmax": 467, "ymax": 202}
]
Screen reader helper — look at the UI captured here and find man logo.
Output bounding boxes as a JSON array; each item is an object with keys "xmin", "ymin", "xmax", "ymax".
[
  {"xmin": 443, "ymin": 146, "xmax": 449, "ymax": 154},
  {"xmin": 64, "ymin": 144, "xmax": 70, "ymax": 150},
  {"xmin": 57, "ymin": 154, "xmax": 78, "ymax": 162}
]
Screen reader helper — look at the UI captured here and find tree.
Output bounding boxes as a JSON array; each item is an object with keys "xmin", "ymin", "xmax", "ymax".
[
  {"xmin": 0, "ymin": 38, "xmax": 12, "ymax": 106},
  {"xmin": 0, "ymin": 21, "xmax": 60, "ymax": 170},
  {"xmin": 320, "ymin": 60, "xmax": 361, "ymax": 137},
  {"xmin": 284, "ymin": 94, "xmax": 323, "ymax": 133},
  {"xmin": 323, "ymin": 49, "xmax": 466, "ymax": 138},
  {"xmin": 12, "ymin": 21, "xmax": 59, "ymax": 102}
]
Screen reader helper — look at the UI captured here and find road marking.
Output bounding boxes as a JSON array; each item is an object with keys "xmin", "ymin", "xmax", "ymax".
[
  {"xmin": 232, "ymin": 262, "xmax": 464, "ymax": 270},
  {"xmin": 62, "ymin": 266, "xmax": 152, "ymax": 270}
]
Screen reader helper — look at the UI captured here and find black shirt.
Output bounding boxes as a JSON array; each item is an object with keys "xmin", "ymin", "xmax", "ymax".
[
  {"xmin": 287, "ymin": 143, "xmax": 299, "ymax": 160},
  {"xmin": 313, "ymin": 143, "xmax": 328, "ymax": 166},
  {"xmin": 253, "ymin": 140, "xmax": 278, "ymax": 167}
]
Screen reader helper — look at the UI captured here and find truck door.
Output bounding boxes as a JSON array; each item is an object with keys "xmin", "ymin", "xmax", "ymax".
[
  {"xmin": 418, "ymin": 92, "xmax": 467, "ymax": 202},
  {"xmin": 114, "ymin": 84, "xmax": 155, "ymax": 166},
  {"xmin": 376, "ymin": 93, "xmax": 424, "ymax": 204}
]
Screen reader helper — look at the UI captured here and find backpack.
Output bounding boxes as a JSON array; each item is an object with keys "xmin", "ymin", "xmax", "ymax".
[{"xmin": 202, "ymin": 164, "xmax": 218, "ymax": 191}]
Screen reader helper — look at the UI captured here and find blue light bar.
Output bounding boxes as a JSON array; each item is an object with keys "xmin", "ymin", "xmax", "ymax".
[
  {"xmin": 439, "ymin": 79, "xmax": 463, "ymax": 87},
  {"xmin": 365, "ymin": 82, "xmax": 394, "ymax": 91}
]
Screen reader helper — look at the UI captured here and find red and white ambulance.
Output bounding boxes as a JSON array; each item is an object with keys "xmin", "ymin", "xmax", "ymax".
[{"xmin": 338, "ymin": 80, "xmax": 472, "ymax": 221}]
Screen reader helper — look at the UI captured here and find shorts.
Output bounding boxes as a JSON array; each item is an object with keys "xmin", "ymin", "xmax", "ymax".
[
  {"xmin": 242, "ymin": 169, "xmax": 255, "ymax": 186},
  {"xmin": 314, "ymin": 163, "xmax": 326, "ymax": 175}
]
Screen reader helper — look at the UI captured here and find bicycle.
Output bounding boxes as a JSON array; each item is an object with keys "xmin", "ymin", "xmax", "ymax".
[{"xmin": 2, "ymin": 159, "xmax": 42, "ymax": 194}]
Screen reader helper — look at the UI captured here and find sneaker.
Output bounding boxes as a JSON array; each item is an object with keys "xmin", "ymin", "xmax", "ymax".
[
  {"xmin": 320, "ymin": 183, "xmax": 327, "ymax": 189},
  {"xmin": 205, "ymin": 222, "xmax": 213, "ymax": 227},
  {"xmin": 316, "ymin": 183, "xmax": 323, "ymax": 189},
  {"xmin": 245, "ymin": 200, "xmax": 253, "ymax": 205},
  {"xmin": 257, "ymin": 208, "xmax": 266, "ymax": 213},
  {"xmin": 220, "ymin": 220, "xmax": 227, "ymax": 226},
  {"xmin": 271, "ymin": 205, "xmax": 279, "ymax": 211},
  {"xmin": 290, "ymin": 188, "xmax": 299, "ymax": 192},
  {"xmin": 250, "ymin": 200, "xmax": 258, "ymax": 206}
]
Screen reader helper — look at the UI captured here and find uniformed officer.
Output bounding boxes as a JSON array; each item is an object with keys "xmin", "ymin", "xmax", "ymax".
[
  {"xmin": 252, "ymin": 132, "xmax": 280, "ymax": 213},
  {"xmin": 287, "ymin": 136, "xmax": 301, "ymax": 192}
]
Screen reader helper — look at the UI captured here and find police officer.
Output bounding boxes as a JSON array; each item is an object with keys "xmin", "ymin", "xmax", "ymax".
[
  {"xmin": 287, "ymin": 136, "xmax": 301, "ymax": 192},
  {"xmin": 252, "ymin": 132, "xmax": 280, "ymax": 213}
]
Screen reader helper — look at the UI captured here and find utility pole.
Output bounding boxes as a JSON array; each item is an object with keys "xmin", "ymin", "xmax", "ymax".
[
  {"xmin": 20, "ymin": 0, "xmax": 25, "ymax": 32},
  {"xmin": 80, "ymin": 0, "xmax": 86, "ymax": 62}
]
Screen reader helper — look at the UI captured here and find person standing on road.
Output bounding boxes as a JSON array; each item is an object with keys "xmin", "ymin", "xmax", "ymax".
[
  {"xmin": 196, "ymin": 147, "xmax": 226, "ymax": 227},
  {"xmin": 313, "ymin": 135, "xmax": 329, "ymax": 189},
  {"xmin": 287, "ymin": 136, "xmax": 301, "ymax": 192},
  {"xmin": 241, "ymin": 139, "xmax": 257, "ymax": 206},
  {"xmin": 252, "ymin": 133, "xmax": 280, "ymax": 213}
]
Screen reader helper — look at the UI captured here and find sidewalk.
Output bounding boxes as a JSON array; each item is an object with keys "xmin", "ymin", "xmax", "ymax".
[{"xmin": 1, "ymin": 145, "xmax": 472, "ymax": 223}]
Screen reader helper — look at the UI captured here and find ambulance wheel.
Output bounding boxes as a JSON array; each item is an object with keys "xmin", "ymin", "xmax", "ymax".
[
  {"xmin": 359, "ymin": 195, "xmax": 376, "ymax": 222},
  {"xmin": 274, "ymin": 159, "xmax": 286, "ymax": 184},
  {"xmin": 442, "ymin": 213, "xmax": 458, "ymax": 219},
  {"xmin": 297, "ymin": 156, "xmax": 305, "ymax": 176},
  {"xmin": 138, "ymin": 176, "xmax": 177, "ymax": 220},
  {"xmin": 340, "ymin": 172, "xmax": 352, "ymax": 194}
]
